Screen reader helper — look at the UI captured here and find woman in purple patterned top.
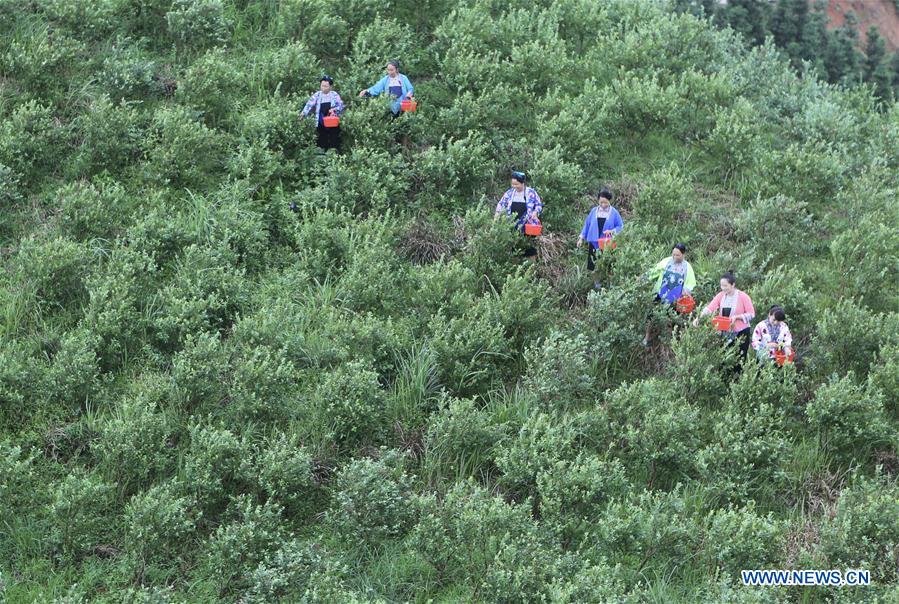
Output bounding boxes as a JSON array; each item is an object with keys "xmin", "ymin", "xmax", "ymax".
[{"xmin": 301, "ymin": 75, "xmax": 345, "ymax": 152}]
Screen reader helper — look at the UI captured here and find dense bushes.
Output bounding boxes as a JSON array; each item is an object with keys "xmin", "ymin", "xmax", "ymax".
[{"xmin": 0, "ymin": 0, "xmax": 896, "ymax": 600}]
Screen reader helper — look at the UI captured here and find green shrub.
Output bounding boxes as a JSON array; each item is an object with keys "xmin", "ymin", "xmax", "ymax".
[
  {"xmin": 48, "ymin": 472, "xmax": 117, "ymax": 561},
  {"xmin": 166, "ymin": 0, "xmax": 232, "ymax": 49},
  {"xmin": 244, "ymin": 539, "xmax": 348, "ymax": 604},
  {"xmin": 153, "ymin": 243, "xmax": 248, "ymax": 352},
  {"xmin": 175, "ymin": 48, "xmax": 242, "ymax": 124},
  {"xmin": 95, "ymin": 393, "xmax": 175, "ymax": 498},
  {"xmin": 252, "ymin": 434, "xmax": 321, "ymax": 522},
  {"xmin": 830, "ymin": 214, "xmax": 899, "ymax": 313},
  {"xmin": 0, "ymin": 100, "xmax": 69, "ymax": 188},
  {"xmin": 0, "ymin": 440, "xmax": 37, "ymax": 513},
  {"xmin": 171, "ymin": 332, "xmax": 229, "ymax": 410},
  {"xmin": 604, "ymin": 378, "xmax": 703, "ymax": 486},
  {"xmin": 701, "ymin": 504, "xmax": 784, "ymax": 574},
  {"xmin": 82, "ymin": 247, "xmax": 160, "ymax": 370},
  {"xmin": 53, "ymin": 178, "xmax": 136, "ymax": 241},
  {"xmin": 495, "ymin": 412, "xmax": 580, "ymax": 503},
  {"xmin": 124, "ymin": 482, "xmax": 198, "ymax": 578},
  {"xmin": 315, "ymin": 360, "xmax": 386, "ymax": 446},
  {"xmin": 671, "ymin": 322, "xmax": 735, "ymax": 407},
  {"xmin": 201, "ymin": 496, "xmax": 286, "ymax": 596},
  {"xmin": 820, "ymin": 476, "xmax": 899, "ymax": 584},
  {"xmin": 745, "ymin": 265, "xmax": 814, "ymax": 341},
  {"xmin": 328, "ymin": 450, "xmax": 414, "ymax": 543},
  {"xmin": 522, "ymin": 330, "xmax": 594, "ymax": 412},
  {"xmin": 868, "ymin": 344, "xmax": 899, "ymax": 418},
  {"xmin": 422, "ymin": 397, "xmax": 505, "ymax": 488},
  {"xmin": 36, "ymin": 0, "xmax": 121, "ymax": 41},
  {"xmin": 537, "ymin": 454, "xmax": 630, "ymax": 542},
  {"xmin": 805, "ymin": 375, "xmax": 892, "ymax": 457},
  {"xmin": 809, "ymin": 301, "xmax": 897, "ymax": 381},
  {"xmin": 736, "ymin": 194, "xmax": 819, "ymax": 265},
  {"xmin": 181, "ymin": 424, "xmax": 251, "ymax": 518},
  {"xmin": 698, "ymin": 401, "xmax": 789, "ymax": 502},
  {"xmin": 410, "ymin": 480, "xmax": 539, "ymax": 591},
  {"xmin": 11, "ymin": 236, "xmax": 92, "ymax": 311},
  {"xmin": 141, "ymin": 104, "xmax": 227, "ymax": 188}
]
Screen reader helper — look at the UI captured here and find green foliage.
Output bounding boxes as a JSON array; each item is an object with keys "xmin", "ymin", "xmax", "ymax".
[
  {"xmin": 830, "ymin": 213, "xmax": 899, "ymax": 313},
  {"xmin": 165, "ymin": 0, "xmax": 232, "ymax": 49},
  {"xmin": 316, "ymin": 360, "xmax": 386, "ymax": 446},
  {"xmin": 805, "ymin": 375, "xmax": 892, "ymax": 457},
  {"xmin": 95, "ymin": 390, "xmax": 175, "ymax": 498},
  {"xmin": 820, "ymin": 475, "xmax": 899, "ymax": 584},
  {"xmin": 809, "ymin": 300, "xmax": 897, "ymax": 380},
  {"xmin": 1, "ymin": 0, "xmax": 897, "ymax": 600},
  {"xmin": 48, "ymin": 472, "xmax": 117, "ymax": 561},
  {"xmin": 0, "ymin": 100, "xmax": 68, "ymax": 188},
  {"xmin": 124, "ymin": 482, "xmax": 198, "ymax": 578},
  {"xmin": 252, "ymin": 434, "xmax": 321, "ymax": 521},
  {"xmin": 328, "ymin": 450, "xmax": 415, "ymax": 543},
  {"xmin": 522, "ymin": 330, "xmax": 594, "ymax": 411},
  {"xmin": 201, "ymin": 496, "xmax": 286, "ymax": 596},
  {"xmin": 422, "ymin": 397, "xmax": 505, "ymax": 488}
]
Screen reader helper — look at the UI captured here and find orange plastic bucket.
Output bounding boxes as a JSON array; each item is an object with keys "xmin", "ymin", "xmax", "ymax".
[
  {"xmin": 598, "ymin": 236, "xmax": 617, "ymax": 251},
  {"xmin": 675, "ymin": 295, "xmax": 695, "ymax": 314},
  {"xmin": 401, "ymin": 99, "xmax": 417, "ymax": 112},
  {"xmin": 712, "ymin": 316, "xmax": 732, "ymax": 331},
  {"xmin": 322, "ymin": 114, "xmax": 339, "ymax": 128},
  {"xmin": 773, "ymin": 349, "xmax": 795, "ymax": 366},
  {"xmin": 524, "ymin": 222, "xmax": 542, "ymax": 236}
]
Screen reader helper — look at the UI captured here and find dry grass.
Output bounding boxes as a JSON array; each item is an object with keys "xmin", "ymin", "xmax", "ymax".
[{"xmin": 397, "ymin": 216, "xmax": 450, "ymax": 265}]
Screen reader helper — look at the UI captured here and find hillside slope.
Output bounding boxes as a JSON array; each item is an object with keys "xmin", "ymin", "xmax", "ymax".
[{"xmin": 0, "ymin": 0, "xmax": 897, "ymax": 601}]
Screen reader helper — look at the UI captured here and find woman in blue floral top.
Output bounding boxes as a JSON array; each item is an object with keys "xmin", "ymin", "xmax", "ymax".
[
  {"xmin": 301, "ymin": 75, "xmax": 345, "ymax": 152},
  {"xmin": 494, "ymin": 170, "xmax": 543, "ymax": 258}
]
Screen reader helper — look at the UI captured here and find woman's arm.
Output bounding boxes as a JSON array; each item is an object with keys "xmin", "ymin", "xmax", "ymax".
[
  {"xmin": 527, "ymin": 188, "xmax": 543, "ymax": 220},
  {"xmin": 332, "ymin": 93, "xmax": 345, "ymax": 115},
  {"xmin": 607, "ymin": 208, "xmax": 623, "ymax": 234},
  {"xmin": 495, "ymin": 189, "xmax": 512, "ymax": 215},
  {"xmin": 366, "ymin": 76, "xmax": 387, "ymax": 97},
  {"xmin": 700, "ymin": 292, "xmax": 722, "ymax": 318},
  {"xmin": 684, "ymin": 262, "xmax": 696, "ymax": 294},
  {"xmin": 751, "ymin": 322, "xmax": 765, "ymax": 350},
  {"xmin": 402, "ymin": 74, "xmax": 414, "ymax": 98},
  {"xmin": 301, "ymin": 93, "xmax": 318, "ymax": 117},
  {"xmin": 737, "ymin": 293, "xmax": 756, "ymax": 325},
  {"xmin": 580, "ymin": 208, "xmax": 593, "ymax": 240}
]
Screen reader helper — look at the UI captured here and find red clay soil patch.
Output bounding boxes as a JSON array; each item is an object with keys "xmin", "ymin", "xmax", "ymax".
[{"xmin": 827, "ymin": 0, "xmax": 899, "ymax": 51}]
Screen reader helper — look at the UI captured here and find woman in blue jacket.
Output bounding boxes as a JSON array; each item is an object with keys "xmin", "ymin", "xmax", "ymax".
[
  {"xmin": 358, "ymin": 60, "xmax": 414, "ymax": 117},
  {"xmin": 576, "ymin": 187, "xmax": 623, "ymax": 290}
]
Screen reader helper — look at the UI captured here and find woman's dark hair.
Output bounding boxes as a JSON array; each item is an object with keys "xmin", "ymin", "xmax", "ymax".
[
  {"xmin": 673, "ymin": 243, "xmax": 687, "ymax": 254},
  {"xmin": 721, "ymin": 271, "xmax": 736, "ymax": 285},
  {"xmin": 321, "ymin": 75, "xmax": 334, "ymax": 84},
  {"xmin": 386, "ymin": 60, "xmax": 400, "ymax": 70},
  {"xmin": 768, "ymin": 305, "xmax": 786, "ymax": 321},
  {"xmin": 598, "ymin": 187, "xmax": 613, "ymax": 201},
  {"xmin": 511, "ymin": 170, "xmax": 527, "ymax": 183}
]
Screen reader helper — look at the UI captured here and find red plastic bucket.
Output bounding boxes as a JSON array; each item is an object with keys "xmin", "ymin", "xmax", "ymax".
[
  {"xmin": 773, "ymin": 349, "xmax": 795, "ymax": 366},
  {"xmin": 675, "ymin": 295, "xmax": 696, "ymax": 314},
  {"xmin": 524, "ymin": 222, "xmax": 542, "ymax": 236},
  {"xmin": 598, "ymin": 236, "xmax": 617, "ymax": 251},
  {"xmin": 401, "ymin": 99, "xmax": 417, "ymax": 112},
  {"xmin": 712, "ymin": 316, "xmax": 732, "ymax": 331},
  {"xmin": 322, "ymin": 114, "xmax": 339, "ymax": 128}
]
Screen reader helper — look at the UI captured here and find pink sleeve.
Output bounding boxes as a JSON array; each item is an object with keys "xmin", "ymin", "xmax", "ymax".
[
  {"xmin": 741, "ymin": 292, "xmax": 755, "ymax": 320},
  {"xmin": 703, "ymin": 292, "xmax": 723, "ymax": 315}
]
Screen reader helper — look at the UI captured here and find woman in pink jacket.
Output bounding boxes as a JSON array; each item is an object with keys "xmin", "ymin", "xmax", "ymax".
[{"xmin": 693, "ymin": 272, "xmax": 755, "ymax": 362}]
